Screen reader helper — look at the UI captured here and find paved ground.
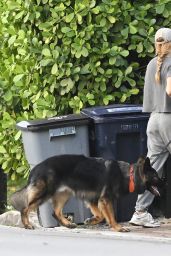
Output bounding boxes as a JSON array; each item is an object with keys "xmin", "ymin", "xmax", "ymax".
[
  {"xmin": 1, "ymin": 210, "xmax": 171, "ymax": 241},
  {"xmin": 1, "ymin": 220, "xmax": 171, "ymax": 256},
  {"xmin": 1, "ymin": 216, "xmax": 171, "ymax": 241},
  {"xmin": 54, "ymin": 218, "xmax": 171, "ymax": 242},
  {"xmin": 1, "ymin": 211, "xmax": 171, "ymax": 255}
]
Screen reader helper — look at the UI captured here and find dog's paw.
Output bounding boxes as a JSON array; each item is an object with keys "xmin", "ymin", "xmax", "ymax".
[
  {"xmin": 84, "ymin": 217, "xmax": 104, "ymax": 225},
  {"xmin": 112, "ymin": 225, "xmax": 130, "ymax": 232},
  {"xmin": 84, "ymin": 217, "xmax": 92, "ymax": 225},
  {"xmin": 119, "ymin": 226, "xmax": 130, "ymax": 232},
  {"xmin": 25, "ymin": 224, "xmax": 35, "ymax": 230},
  {"xmin": 67, "ymin": 223, "xmax": 77, "ymax": 229}
]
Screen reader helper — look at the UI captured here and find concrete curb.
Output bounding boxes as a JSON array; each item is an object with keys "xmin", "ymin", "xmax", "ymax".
[
  {"xmin": 1, "ymin": 223, "xmax": 171, "ymax": 244},
  {"xmin": 40, "ymin": 226, "xmax": 171, "ymax": 244},
  {"xmin": 0, "ymin": 210, "xmax": 171, "ymax": 244}
]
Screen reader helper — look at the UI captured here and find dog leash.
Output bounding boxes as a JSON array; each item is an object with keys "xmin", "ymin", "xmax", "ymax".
[
  {"xmin": 150, "ymin": 139, "xmax": 171, "ymax": 166},
  {"xmin": 129, "ymin": 164, "xmax": 135, "ymax": 193}
]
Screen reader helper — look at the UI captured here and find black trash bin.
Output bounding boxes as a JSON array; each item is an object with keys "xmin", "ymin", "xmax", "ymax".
[
  {"xmin": 163, "ymin": 155, "xmax": 171, "ymax": 218},
  {"xmin": 151, "ymin": 155, "xmax": 171, "ymax": 218},
  {"xmin": 16, "ymin": 113, "xmax": 91, "ymax": 227},
  {"xmin": 0, "ymin": 167, "xmax": 7, "ymax": 214},
  {"xmin": 81, "ymin": 104, "xmax": 150, "ymax": 222}
]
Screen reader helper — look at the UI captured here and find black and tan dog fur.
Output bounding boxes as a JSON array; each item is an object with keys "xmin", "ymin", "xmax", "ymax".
[{"xmin": 10, "ymin": 154, "xmax": 161, "ymax": 232}]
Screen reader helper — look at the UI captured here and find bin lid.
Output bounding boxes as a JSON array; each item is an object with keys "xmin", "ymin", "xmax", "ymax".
[
  {"xmin": 16, "ymin": 113, "xmax": 90, "ymax": 131},
  {"xmin": 81, "ymin": 104, "xmax": 144, "ymax": 118}
]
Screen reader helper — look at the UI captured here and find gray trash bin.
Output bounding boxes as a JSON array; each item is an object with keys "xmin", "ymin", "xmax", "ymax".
[{"xmin": 16, "ymin": 113, "xmax": 91, "ymax": 227}]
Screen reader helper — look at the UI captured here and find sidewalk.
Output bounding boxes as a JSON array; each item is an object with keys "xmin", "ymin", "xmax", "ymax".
[
  {"xmin": 51, "ymin": 218, "xmax": 171, "ymax": 243},
  {"xmin": 1, "ymin": 222, "xmax": 171, "ymax": 256},
  {"xmin": 0, "ymin": 211, "xmax": 171, "ymax": 242}
]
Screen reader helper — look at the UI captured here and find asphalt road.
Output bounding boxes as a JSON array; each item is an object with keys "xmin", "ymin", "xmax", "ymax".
[{"xmin": 1, "ymin": 225, "xmax": 171, "ymax": 256}]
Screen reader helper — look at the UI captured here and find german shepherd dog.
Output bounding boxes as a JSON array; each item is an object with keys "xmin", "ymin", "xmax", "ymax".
[{"xmin": 10, "ymin": 154, "xmax": 161, "ymax": 232}]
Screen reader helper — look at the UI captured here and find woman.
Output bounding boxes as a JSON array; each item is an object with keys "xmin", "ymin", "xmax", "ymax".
[{"xmin": 130, "ymin": 27, "xmax": 171, "ymax": 227}]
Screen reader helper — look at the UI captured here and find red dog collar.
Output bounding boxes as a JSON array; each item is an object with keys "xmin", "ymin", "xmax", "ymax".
[{"xmin": 129, "ymin": 164, "xmax": 135, "ymax": 193}]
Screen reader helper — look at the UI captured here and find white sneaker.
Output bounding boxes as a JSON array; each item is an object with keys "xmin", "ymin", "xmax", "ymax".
[{"xmin": 129, "ymin": 211, "xmax": 160, "ymax": 228}]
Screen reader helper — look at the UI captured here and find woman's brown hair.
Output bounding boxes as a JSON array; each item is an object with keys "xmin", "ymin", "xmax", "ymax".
[{"xmin": 155, "ymin": 38, "xmax": 171, "ymax": 83}]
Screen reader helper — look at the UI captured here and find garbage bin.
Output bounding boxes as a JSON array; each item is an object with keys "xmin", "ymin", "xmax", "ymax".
[
  {"xmin": 16, "ymin": 113, "xmax": 91, "ymax": 227},
  {"xmin": 163, "ymin": 155, "xmax": 171, "ymax": 218},
  {"xmin": 151, "ymin": 154, "xmax": 171, "ymax": 218},
  {"xmin": 81, "ymin": 104, "xmax": 150, "ymax": 222},
  {"xmin": 0, "ymin": 167, "xmax": 7, "ymax": 214}
]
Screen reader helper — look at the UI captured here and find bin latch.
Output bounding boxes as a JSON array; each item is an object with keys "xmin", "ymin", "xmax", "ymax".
[{"xmin": 49, "ymin": 126, "xmax": 76, "ymax": 140}]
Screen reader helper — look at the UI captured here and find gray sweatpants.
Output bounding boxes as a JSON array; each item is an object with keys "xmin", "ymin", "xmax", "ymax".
[{"xmin": 135, "ymin": 113, "xmax": 171, "ymax": 212}]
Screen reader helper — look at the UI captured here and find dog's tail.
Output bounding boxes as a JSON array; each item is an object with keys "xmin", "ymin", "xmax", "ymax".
[
  {"xmin": 10, "ymin": 180, "xmax": 50, "ymax": 212},
  {"xmin": 10, "ymin": 187, "xmax": 28, "ymax": 212}
]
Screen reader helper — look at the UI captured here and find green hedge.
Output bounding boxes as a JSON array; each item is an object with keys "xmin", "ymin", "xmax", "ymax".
[{"xmin": 0, "ymin": 0, "xmax": 171, "ymax": 180}]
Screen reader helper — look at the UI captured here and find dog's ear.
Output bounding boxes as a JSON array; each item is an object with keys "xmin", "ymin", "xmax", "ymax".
[
  {"xmin": 143, "ymin": 157, "xmax": 151, "ymax": 174},
  {"xmin": 137, "ymin": 156, "xmax": 145, "ymax": 166}
]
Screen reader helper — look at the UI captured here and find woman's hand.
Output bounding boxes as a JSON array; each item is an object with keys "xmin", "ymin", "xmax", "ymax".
[{"xmin": 166, "ymin": 77, "xmax": 171, "ymax": 97}]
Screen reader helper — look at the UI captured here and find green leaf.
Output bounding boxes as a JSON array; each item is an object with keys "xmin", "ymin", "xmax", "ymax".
[
  {"xmin": 0, "ymin": 146, "xmax": 6, "ymax": 154},
  {"xmin": 13, "ymin": 74, "xmax": 24, "ymax": 83},
  {"xmin": 86, "ymin": 93, "xmax": 94, "ymax": 100},
  {"xmin": 156, "ymin": 4, "xmax": 165, "ymax": 14},
  {"xmin": 115, "ymin": 79, "xmax": 122, "ymax": 88},
  {"xmin": 109, "ymin": 57, "xmax": 116, "ymax": 65},
  {"xmin": 61, "ymin": 27, "xmax": 72, "ymax": 33},
  {"xmin": 40, "ymin": 59, "xmax": 52, "ymax": 66},
  {"xmin": 14, "ymin": 130, "xmax": 22, "ymax": 141},
  {"xmin": 77, "ymin": 14, "xmax": 82, "ymax": 24},
  {"xmin": 88, "ymin": 100, "xmax": 95, "ymax": 105},
  {"xmin": 15, "ymin": 11, "xmax": 24, "ymax": 20},
  {"xmin": 91, "ymin": 7, "xmax": 100, "ymax": 14},
  {"xmin": 75, "ymin": 51, "xmax": 82, "ymax": 58},
  {"xmin": 130, "ymin": 88, "xmax": 139, "ymax": 95},
  {"xmin": 73, "ymin": 67, "xmax": 81, "ymax": 73},
  {"xmin": 2, "ymin": 161, "xmax": 9, "ymax": 170},
  {"xmin": 120, "ymin": 50, "xmax": 129, "ymax": 57},
  {"xmin": 106, "ymin": 69, "xmax": 113, "ymax": 76},
  {"xmin": 65, "ymin": 13, "xmax": 74, "ymax": 23},
  {"xmin": 103, "ymin": 97, "xmax": 109, "ymax": 105},
  {"xmin": 11, "ymin": 172, "xmax": 16, "ymax": 181},
  {"xmin": 137, "ymin": 42, "xmax": 143, "ymax": 53},
  {"xmin": 126, "ymin": 77, "xmax": 136, "ymax": 87},
  {"xmin": 107, "ymin": 16, "xmax": 116, "ymax": 23},
  {"xmin": 103, "ymin": 95, "xmax": 113, "ymax": 105},
  {"xmin": 18, "ymin": 48, "xmax": 26, "ymax": 55},
  {"xmin": 121, "ymin": 27, "xmax": 129, "ymax": 38},
  {"xmin": 120, "ymin": 94, "xmax": 127, "ymax": 103},
  {"xmin": 100, "ymin": 83, "xmax": 106, "ymax": 92},
  {"xmin": 80, "ymin": 64, "xmax": 90, "ymax": 74},
  {"xmin": 90, "ymin": 0, "xmax": 96, "ymax": 8},
  {"xmin": 100, "ymin": 18, "xmax": 106, "ymax": 27},
  {"xmin": 129, "ymin": 24, "xmax": 137, "ymax": 34},
  {"xmin": 16, "ymin": 166, "xmax": 26, "ymax": 173},
  {"xmin": 81, "ymin": 47, "xmax": 89, "ymax": 57},
  {"xmin": 51, "ymin": 63, "xmax": 58, "ymax": 75},
  {"xmin": 4, "ymin": 91, "xmax": 13, "ymax": 102},
  {"xmin": 60, "ymin": 79, "xmax": 69, "ymax": 87},
  {"xmin": 52, "ymin": 50, "xmax": 59, "ymax": 59},
  {"xmin": 125, "ymin": 66, "xmax": 133, "ymax": 76},
  {"xmin": 8, "ymin": 35, "xmax": 16, "ymax": 46},
  {"xmin": 42, "ymin": 48, "xmax": 51, "ymax": 57},
  {"xmin": 60, "ymin": 78, "xmax": 74, "ymax": 89},
  {"xmin": 42, "ymin": 0, "xmax": 48, "ymax": 4},
  {"xmin": 98, "ymin": 67, "xmax": 104, "ymax": 74}
]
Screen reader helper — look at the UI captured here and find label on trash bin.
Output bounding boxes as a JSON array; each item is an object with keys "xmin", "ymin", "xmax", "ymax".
[{"xmin": 49, "ymin": 126, "xmax": 76, "ymax": 139}]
